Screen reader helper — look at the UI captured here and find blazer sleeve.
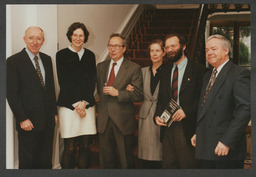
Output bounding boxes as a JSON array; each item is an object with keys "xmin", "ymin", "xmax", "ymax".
[
  {"xmin": 220, "ymin": 68, "xmax": 251, "ymax": 149},
  {"xmin": 46, "ymin": 56, "xmax": 58, "ymax": 115},
  {"xmin": 6, "ymin": 57, "xmax": 27, "ymax": 123},
  {"xmin": 86, "ymin": 53, "xmax": 97, "ymax": 107},
  {"xmin": 118, "ymin": 65, "xmax": 143, "ymax": 102},
  {"xmin": 154, "ymin": 65, "xmax": 171, "ymax": 118},
  {"xmin": 56, "ymin": 51, "xmax": 72, "ymax": 92}
]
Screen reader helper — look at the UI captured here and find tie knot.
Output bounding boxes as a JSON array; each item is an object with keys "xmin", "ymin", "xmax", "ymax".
[
  {"xmin": 34, "ymin": 56, "xmax": 39, "ymax": 61},
  {"xmin": 113, "ymin": 62, "xmax": 117, "ymax": 67},
  {"xmin": 213, "ymin": 69, "xmax": 217, "ymax": 75}
]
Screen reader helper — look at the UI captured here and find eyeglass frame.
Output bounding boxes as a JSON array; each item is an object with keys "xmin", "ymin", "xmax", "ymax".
[
  {"xmin": 107, "ymin": 44, "xmax": 125, "ymax": 50},
  {"xmin": 26, "ymin": 36, "xmax": 44, "ymax": 43},
  {"xmin": 72, "ymin": 34, "xmax": 85, "ymax": 39}
]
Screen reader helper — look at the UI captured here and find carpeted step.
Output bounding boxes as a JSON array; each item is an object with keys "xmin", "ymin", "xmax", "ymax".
[
  {"xmin": 154, "ymin": 9, "xmax": 198, "ymax": 14},
  {"xmin": 130, "ymin": 58, "xmax": 152, "ymax": 68},
  {"xmin": 150, "ymin": 20, "xmax": 194, "ymax": 27},
  {"xmin": 140, "ymin": 33, "xmax": 191, "ymax": 42},
  {"xmin": 126, "ymin": 49, "xmax": 150, "ymax": 59},
  {"xmin": 144, "ymin": 27, "xmax": 194, "ymax": 34},
  {"xmin": 152, "ymin": 14, "xmax": 196, "ymax": 21}
]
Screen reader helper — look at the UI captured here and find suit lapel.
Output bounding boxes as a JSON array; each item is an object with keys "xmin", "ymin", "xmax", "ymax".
[
  {"xmin": 198, "ymin": 60, "xmax": 232, "ymax": 122},
  {"xmin": 103, "ymin": 59, "xmax": 111, "ymax": 84},
  {"xmin": 21, "ymin": 49, "xmax": 36, "ymax": 72},
  {"xmin": 40, "ymin": 54, "xmax": 49, "ymax": 90},
  {"xmin": 164, "ymin": 64, "xmax": 172, "ymax": 94},
  {"xmin": 22, "ymin": 49, "xmax": 45, "ymax": 90},
  {"xmin": 113, "ymin": 59, "xmax": 128, "ymax": 88},
  {"xmin": 180, "ymin": 60, "xmax": 193, "ymax": 94},
  {"xmin": 143, "ymin": 67, "xmax": 153, "ymax": 97}
]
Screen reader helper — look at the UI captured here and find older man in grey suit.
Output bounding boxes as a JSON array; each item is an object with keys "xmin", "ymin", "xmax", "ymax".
[{"xmin": 97, "ymin": 33, "xmax": 143, "ymax": 168}]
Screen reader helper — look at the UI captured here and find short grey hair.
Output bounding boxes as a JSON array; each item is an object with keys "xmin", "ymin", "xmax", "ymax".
[
  {"xmin": 108, "ymin": 33, "xmax": 127, "ymax": 47},
  {"xmin": 207, "ymin": 34, "xmax": 231, "ymax": 52}
]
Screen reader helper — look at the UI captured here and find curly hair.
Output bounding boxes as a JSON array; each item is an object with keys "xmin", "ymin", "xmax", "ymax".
[{"xmin": 66, "ymin": 22, "xmax": 89, "ymax": 43}]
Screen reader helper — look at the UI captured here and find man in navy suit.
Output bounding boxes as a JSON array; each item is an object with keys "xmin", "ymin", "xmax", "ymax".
[
  {"xmin": 191, "ymin": 34, "xmax": 251, "ymax": 169},
  {"xmin": 7, "ymin": 26, "xmax": 58, "ymax": 169}
]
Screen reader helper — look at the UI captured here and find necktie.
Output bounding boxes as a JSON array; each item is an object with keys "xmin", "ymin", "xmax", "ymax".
[
  {"xmin": 201, "ymin": 69, "xmax": 217, "ymax": 107},
  {"xmin": 34, "ymin": 56, "xmax": 45, "ymax": 86},
  {"xmin": 171, "ymin": 65, "xmax": 178, "ymax": 102},
  {"xmin": 107, "ymin": 62, "xmax": 117, "ymax": 86}
]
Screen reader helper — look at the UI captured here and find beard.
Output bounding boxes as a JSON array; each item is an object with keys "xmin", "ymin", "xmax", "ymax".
[{"xmin": 166, "ymin": 47, "xmax": 183, "ymax": 63}]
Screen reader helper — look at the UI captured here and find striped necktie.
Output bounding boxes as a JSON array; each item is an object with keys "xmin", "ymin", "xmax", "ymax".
[
  {"xmin": 201, "ymin": 69, "xmax": 217, "ymax": 107},
  {"xmin": 171, "ymin": 65, "xmax": 178, "ymax": 102},
  {"xmin": 34, "ymin": 56, "xmax": 45, "ymax": 86}
]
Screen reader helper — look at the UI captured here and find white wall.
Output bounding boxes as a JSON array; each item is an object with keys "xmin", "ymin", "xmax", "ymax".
[{"xmin": 57, "ymin": 4, "xmax": 134, "ymax": 63}]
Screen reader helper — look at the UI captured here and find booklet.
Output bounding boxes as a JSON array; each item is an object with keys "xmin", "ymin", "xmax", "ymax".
[{"xmin": 160, "ymin": 98, "xmax": 180, "ymax": 127}]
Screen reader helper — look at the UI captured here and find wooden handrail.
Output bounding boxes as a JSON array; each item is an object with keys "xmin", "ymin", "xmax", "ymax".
[
  {"xmin": 189, "ymin": 4, "xmax": 209, "ymax": 64},
  {"xmin": 190, "ymin": 4, "xmax": 203, "ymax": 61}
]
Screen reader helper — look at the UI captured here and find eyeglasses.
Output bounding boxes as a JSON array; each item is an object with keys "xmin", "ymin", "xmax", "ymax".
[
  {"xmin": 72, "ymin": 34, "xmax": 85, "ymax": 39},
  {"xmin": 107, "ymin": 44, "xmax": 124, "ymax": 50},
  {"xmin": 27, "ymin": 36, "xmax": 44, "ymax": 43}
]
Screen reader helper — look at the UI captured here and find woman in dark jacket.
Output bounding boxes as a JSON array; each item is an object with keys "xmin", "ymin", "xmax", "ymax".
[{"xmin": 56, "ymin": 22, "xmax": 97, "ymax": 169}]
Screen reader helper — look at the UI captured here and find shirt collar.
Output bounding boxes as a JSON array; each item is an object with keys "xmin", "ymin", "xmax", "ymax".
[
  {"xmin": 149, "ymin": 63, "xmax": 164, "ymax": 72},
  {"xmin": 172, "ymin": 57, "xmax": 188, "ymax": 70},
  {"xmin": 110, "ymin": 57, "xmax": 124, "ymax": 67},
  {"xmin": 68, "ymin": 44, "xmax": 85, "ymax": 59},
  {"xmin": 25, "ymin": 48, "xmax": 40, "ymax": 60},
  {"xmin": 215, "ymin": 59, "xmax": 229, "ymax": 74}
]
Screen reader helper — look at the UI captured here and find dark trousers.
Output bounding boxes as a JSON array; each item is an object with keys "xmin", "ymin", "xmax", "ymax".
[
  {"xmin": 162, "ymin": 122, "xmax": 198, "ymax": 169},
  {"xmin": 61, "ymin": 135, "xmax": 91, "ymax": 169},
  {"xmin": 99, "ymin": 118, "xmax": 135, "ymax": 169},
  {"xmin": 18, "ymin": 127, "xmax": 54, "ymax": 169},
  {"xmin": 141, "ymin": 159, "xmax": 162, "ymax": 169},
  {"xmin": 200, "ymin": 160, "xmax": 244, "ymax": 169}
]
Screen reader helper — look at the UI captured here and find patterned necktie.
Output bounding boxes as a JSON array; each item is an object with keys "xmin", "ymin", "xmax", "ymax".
[
  {"xmin": 34, "ymin": 56, "xmax": 45, "ymax": 86},
  {"xmin": 171, "ymin": 65, "xmax": 178, "ymax": 102},
  {"xmin": 107, "ymin": 62, "xmax": 117, "ymax": 86},
  {"xmin": 201, "ymin": 69, "xmax": 217, "ymax": 107}
]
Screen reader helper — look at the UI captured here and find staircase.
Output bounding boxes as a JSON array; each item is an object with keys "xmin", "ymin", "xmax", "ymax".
[
  {"xmin": 87, "ymin": 7, "xmax": 202, "ymax": 169},
  {"xmin": 80, "ymin": 7, "xmax": 252, "ymax": 169},
  {"xmin": 126, "ymin": 8, "xmax": 201, "ymax": 67}
]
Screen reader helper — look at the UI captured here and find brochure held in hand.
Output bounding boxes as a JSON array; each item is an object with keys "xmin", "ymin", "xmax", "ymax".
[{"xmin": 160, "ymin": 98, "xmax": 180, "ymax": 127}]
